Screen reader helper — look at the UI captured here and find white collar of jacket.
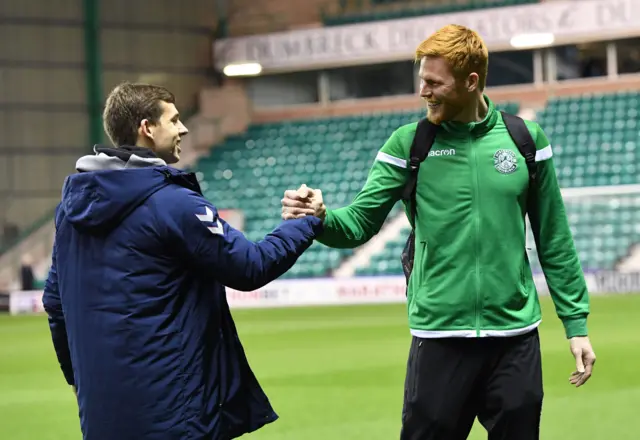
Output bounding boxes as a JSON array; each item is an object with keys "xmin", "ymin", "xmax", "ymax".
[{"xmin": 75, "ymin": 145, "xmax": 167, "ymax": 172}]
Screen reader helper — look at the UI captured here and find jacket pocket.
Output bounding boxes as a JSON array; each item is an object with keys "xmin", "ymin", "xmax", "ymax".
[
  {"xmin": 414, "ymin": 241, "xmax": 428, "ymax": 288},
  {"xmin": 513, "ymin": 256, "xmax": 531, "ymax": 311},
  {"xmin": 519, "ymin": 253, "xmax": 531, "ymax": 293}
]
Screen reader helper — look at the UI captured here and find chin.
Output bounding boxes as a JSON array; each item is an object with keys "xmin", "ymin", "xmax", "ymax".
[
  {"xmin": 427, "ymin": 113, "xmax": 443, "ymax": 125},
  {"xmin": 165, "ymin": 155, "xmax": 179, "ymax": 165},
  {"xmin": 160, "ymin": 146, "xmax": 181, "ymax": 165}
]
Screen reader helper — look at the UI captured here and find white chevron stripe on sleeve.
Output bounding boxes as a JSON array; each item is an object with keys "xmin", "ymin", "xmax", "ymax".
[
  {"xmin": 535, "ymin": 145, "xmax": 553, "ymax": 162},
  {"xmin": 376, "ymin": 151, "xmax": 407, "ymax": 169}
]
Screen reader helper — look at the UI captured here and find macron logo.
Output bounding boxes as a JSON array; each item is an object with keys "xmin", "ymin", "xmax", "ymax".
[
  {"xmin": 195, "ymin": 206, "xmax": 224, "ymax": 236},
  {"xmin": 428, "ymin": 149, "xmax": 456, "ymax": 157}
]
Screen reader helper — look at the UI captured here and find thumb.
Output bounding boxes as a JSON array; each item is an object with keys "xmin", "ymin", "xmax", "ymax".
[
  {"xmin": 298, "ymin": 184, "xmax": 311, "ymax": 198},
  {"xmin": 574, "ymin": 349, "xmax": 585, "ymax": 373}
]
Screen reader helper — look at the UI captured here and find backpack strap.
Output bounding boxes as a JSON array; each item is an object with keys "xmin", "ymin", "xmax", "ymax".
[
  {"xmin": 500, "ymin": 111, "xmax": 537, "ymax": 182},
  {"xmin": 401, "ymin": 118, "xmax": 439, "ymax": 226}
]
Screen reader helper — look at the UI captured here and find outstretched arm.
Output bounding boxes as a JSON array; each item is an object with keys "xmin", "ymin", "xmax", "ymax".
[
  {"xmin": 283, "ymin": 128, "xmax": 410, "ymax": 249},
  {"xmin": 165, "ymin": 191, "xmax": 324, "ymax": 291}
]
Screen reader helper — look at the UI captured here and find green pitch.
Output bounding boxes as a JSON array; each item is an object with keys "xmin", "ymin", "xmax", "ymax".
[{"xmin": 1, "ymin": 294, "xmax": 639, "ymax": 439}]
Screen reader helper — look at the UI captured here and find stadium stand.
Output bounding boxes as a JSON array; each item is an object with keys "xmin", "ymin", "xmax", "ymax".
[
  {"xmin": 523, "ymin": 91, "xmax": 639, "ymax": 274},
  {"xmin": 538, "ymin": 91, "xmax": 639, "ymax": 188},
  {"xmin": 323, "ymin": 0, "xmax": 539, "ymax": 26}
]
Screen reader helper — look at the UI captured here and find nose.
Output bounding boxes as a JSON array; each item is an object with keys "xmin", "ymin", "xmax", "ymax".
[
  {"xmin": 179, "ymin": 121, "xmax": 188, "ymax": 135},
  {"xmin": 420, "ymin": 84, "xmax": 432, "ymax": 99}
]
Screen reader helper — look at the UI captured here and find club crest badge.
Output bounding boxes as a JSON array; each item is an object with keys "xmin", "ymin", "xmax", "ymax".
[{"xmin": 493, "ymin": 149, "xmax": 518, "ymax": 174}]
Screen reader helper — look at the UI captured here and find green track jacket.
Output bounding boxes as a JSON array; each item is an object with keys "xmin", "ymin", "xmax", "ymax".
[{"xmin": 318, "ymin": 96, "xmax": 590, "ymax": 339}]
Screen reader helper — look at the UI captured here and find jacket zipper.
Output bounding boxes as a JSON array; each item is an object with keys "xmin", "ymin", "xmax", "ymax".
[{"xmin": 470, "ymin": 134, "xmax": 481, "ymax": 337}]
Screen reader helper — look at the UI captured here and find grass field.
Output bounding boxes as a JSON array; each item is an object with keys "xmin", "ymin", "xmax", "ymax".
[{"xmin": 1, "ymin": 294, "xmax": 639, "ymax": 439}]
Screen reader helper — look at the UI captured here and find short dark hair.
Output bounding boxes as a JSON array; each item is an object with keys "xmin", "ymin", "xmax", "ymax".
[{"xmin": 102, "ymin": 82, "xmax": 176, "ymax": 147}]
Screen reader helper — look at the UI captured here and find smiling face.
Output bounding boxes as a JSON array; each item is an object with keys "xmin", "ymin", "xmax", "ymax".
[
  {"xmin": 414, "ymin": 24, "xmax": 489, "ymax": 125},
  {"xmin": 418, "ymin": 56, "xmax": 473, "ymax": 125},
  {"xmin": 140, "ymin": 101, "xmax": 188, "ymax": 164},
  {"xmin": 103, "ymin": 83, "xmax": 188, "ymax": 163}
]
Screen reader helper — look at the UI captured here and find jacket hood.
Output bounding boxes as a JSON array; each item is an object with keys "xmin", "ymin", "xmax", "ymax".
[{"xmin": 62, "ymin": 145, "xmax": 174, "ymax": 233}]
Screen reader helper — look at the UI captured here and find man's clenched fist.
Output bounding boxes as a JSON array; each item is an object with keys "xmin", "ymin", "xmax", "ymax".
[{"xmin": 281, "ymin": 184, "xmax": 326, "ymax": 221}]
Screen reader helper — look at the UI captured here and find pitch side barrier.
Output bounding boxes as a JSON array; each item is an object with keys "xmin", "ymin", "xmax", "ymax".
[{"xmin": 6, "ymin": 271, "xmax": 640, "ymax": 315}]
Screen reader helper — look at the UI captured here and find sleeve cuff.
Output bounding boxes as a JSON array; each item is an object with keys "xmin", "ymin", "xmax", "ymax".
[
  {"xmin": 317, "ymin": 210, "xmax": 334, "ymax": 241},
  {"xmin": 305, "ymin": 215, "xmax": 324, "ymax": 236},
  {"xmin": 562, "ymin": 317, "xmax": 588, "ymax": 339}
]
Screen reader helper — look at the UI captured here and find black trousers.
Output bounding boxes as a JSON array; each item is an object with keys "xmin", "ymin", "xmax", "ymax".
[{"xmin": 400, "ymin": 329, "xmax": 543, "ymax": 440}]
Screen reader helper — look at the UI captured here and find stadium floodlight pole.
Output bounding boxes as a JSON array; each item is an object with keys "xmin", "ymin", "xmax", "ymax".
[
  {"xmin": 83, "ymin": 0, "xmax": 103, "ymax": 147},
  {"xmin": 223, "ymin": 62, "xmax": 263, "ymax": 76}
]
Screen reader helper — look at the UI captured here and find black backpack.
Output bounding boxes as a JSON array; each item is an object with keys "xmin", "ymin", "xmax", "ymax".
[{"xmin": 400, "ymin": 111, "xmax": 538, "ymax": 287}]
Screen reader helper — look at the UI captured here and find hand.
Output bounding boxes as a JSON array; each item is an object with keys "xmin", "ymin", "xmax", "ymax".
[
  {"xmin": 569, "ymin": 336, "xmax": 596, "ymax": 387},
  {"xmin": 281, "ymin": 184, "xmax": 326, "ymax": 221}
]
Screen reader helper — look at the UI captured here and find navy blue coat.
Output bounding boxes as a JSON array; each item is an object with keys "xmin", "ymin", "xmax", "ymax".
[{"xmin": 42, "ymin": 147, "xmax": 323, "ymax": 440}]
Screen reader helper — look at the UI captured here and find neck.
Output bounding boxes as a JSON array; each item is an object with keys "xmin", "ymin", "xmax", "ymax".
[
  {"xmin": 452, "ymin": 93, "xmax": 488, "ymax": 123},
  {"xmin": 136, "ymin": 137, "xmax": 154, "ymax": 149}
]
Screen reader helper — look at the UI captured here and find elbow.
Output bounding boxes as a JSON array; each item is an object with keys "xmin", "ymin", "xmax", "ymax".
[
  {"xmin": 237, "ymin": 261, "xmax": 298, "ymax": 291},
  {"xmin": 243, "ymin": 267, "xmax": 289, "ymax": 291},
  {"xmin": 226, "ymin": 273, "xmax": 274, "ymax": 292},
  {"xmin": 224, "ymin": 267, "xmax": 278, "ymax": 292},
  {"xmin": 317, "ymin": 230, "xmax": 372, "ymax": 249},
  {"xmin": 232, "ymin": 281, "xmax": 268, "ymax": 292}
]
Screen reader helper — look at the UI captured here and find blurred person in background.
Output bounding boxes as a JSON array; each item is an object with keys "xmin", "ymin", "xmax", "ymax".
[
  {"xmin": 42, "ymin": 82, "xmax": 324, "ymax": 440},
  {"xmin": 20, "ymin": 253, "xmax": 34, "ymax": 291},
  {"xmin": 282, "ymin": 25, "xmax": 596, "ymax": 440}
]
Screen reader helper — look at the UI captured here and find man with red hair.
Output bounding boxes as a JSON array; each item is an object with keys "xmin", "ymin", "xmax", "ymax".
[{"xmin": 282, "ymin": 24, "xmax": 596, "ymax": 440}]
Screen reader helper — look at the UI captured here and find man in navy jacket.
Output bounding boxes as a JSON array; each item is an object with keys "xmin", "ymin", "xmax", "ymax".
[{"xmin": 42, "ymin": 83, "xmax": 323, "ymax": 440}]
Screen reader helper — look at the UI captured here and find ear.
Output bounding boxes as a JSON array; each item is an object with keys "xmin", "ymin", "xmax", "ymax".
[
  {"xmin": 139, "ymin": 119, "xmax": 154, "ymax": 140},
  {"xmin": 466, "ymin": 72, "xmax": 480, "ymax": 92}
]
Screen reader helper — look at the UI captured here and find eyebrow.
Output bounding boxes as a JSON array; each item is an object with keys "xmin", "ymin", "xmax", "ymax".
[
  {"xmin": 420, "ymin": 73, "xmax": 440, "ymax": 82},
  {"xmin": 170, "ymin": 113, "xmax": 180, "ymax": 120}
]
